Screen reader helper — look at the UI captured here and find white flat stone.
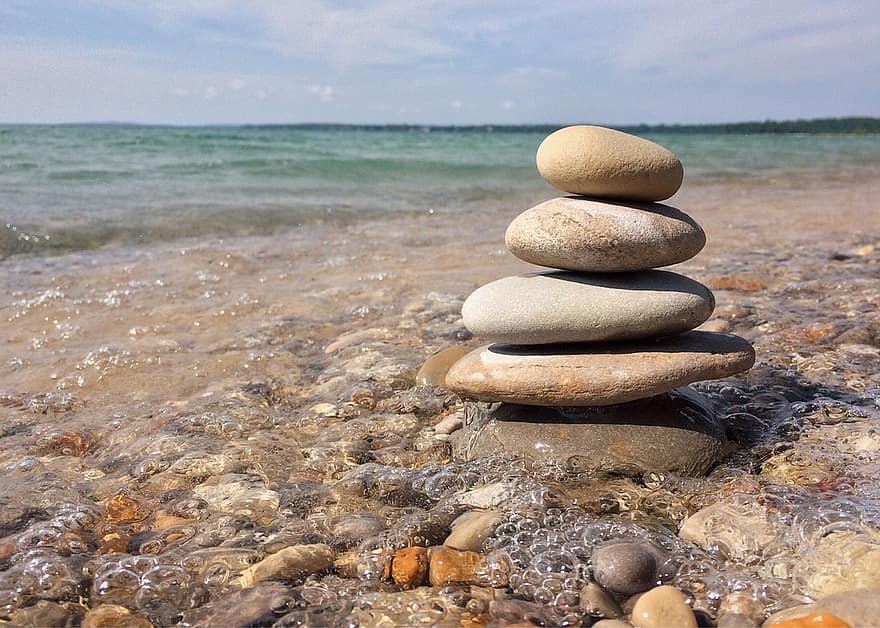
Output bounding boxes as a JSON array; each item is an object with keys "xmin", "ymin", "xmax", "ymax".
[{"xmin": 461, "ymin": 270, "xmax": 714, "ymax": 345}]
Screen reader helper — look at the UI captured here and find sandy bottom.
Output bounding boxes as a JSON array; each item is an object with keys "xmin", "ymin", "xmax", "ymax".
[{"xmin": 0, "ymin": 172, "xmax": 879, "ymax": 626}]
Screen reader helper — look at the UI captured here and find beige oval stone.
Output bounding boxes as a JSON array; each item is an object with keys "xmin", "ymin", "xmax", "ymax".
[
  {"xmin": 444, "ymin": 509, "xmax": 504, "ymax": 552},
  {"xmin": 505, "ymin": 197, "xmax": 705, "ymax": 272},
  {"xmin": 631, "ymin": 585, "xmax": 697, "ymax": 628},
  {"xmin": 445, "ymin": 331, "xmax": 755, "ymax": 406},
  {"xmin": 536, "ymin": 126, "xmax": 684, "ymax": 201},
  {"xmin": 461, "ymin": 270, "xmax": 714, "ymax": 345}
]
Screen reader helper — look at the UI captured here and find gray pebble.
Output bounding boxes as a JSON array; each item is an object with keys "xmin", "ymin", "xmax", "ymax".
[{"xmin": 592, "ymin": 541, "xmax": 658, "ymax": 596}]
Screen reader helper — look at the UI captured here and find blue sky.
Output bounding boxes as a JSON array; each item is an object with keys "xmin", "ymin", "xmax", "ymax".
[{"xmin": 1, "ymin": 1, "xmax": 878, "ymax": 125}]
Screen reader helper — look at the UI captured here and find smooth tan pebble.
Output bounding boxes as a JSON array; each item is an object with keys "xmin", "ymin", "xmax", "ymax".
[
  {"xmin": 536, "ymin": 125, "xmax": 683, "ymax": 201},
  {"xmin": 630, "ymin": 585, "xmax": 697, "ymax": 628}
]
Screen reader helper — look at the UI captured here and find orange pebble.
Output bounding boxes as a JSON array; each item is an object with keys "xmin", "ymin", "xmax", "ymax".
[{"xmin": 772, "ymin": 612, "xmax": 850, "ymax": 628}]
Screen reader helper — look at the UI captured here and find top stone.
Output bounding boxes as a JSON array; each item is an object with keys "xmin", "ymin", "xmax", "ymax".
[{"xmin": 536, "ymin": 126, "xmax": 684, "ymax": 201}]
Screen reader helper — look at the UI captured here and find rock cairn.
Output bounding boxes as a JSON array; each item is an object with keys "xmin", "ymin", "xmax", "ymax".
[{"xmin": 445, "ymin": 126, "xmax": 755, "ymax": 476}]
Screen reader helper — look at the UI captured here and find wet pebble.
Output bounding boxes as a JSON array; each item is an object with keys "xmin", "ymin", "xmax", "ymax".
[
  {"xmin": 802, "ymin": 531, "xmax": 880, "ymax": 596},
  {"xmin": 179, "ymin": 583, "xmax": 292, "ymax": 626},
  {"xmin": 592, "ymin": 541, "xmax": 658, "ymax": 596},
  {"xmin": 718, "ymin": 614, "xmax": 760, "ymax": 628},
  {"xmin": 331, "ymin": 512, "xmax": 386, "ymax": 547},
  {"xmin": 416, "ymin": 346, "xmax": 472, "ymax": 386},
  {"xmin": 762, "ymin": 589, "xmax": 880, "ymax": 626},
  {"xmin": 82, "ymin": 604, "xmax": 154, "ymax": 628},
  {"xmin": 768, "ymin": 613, "xmax": 850, "ymax": 628},
  {"xmin": 428, "ymin": 546, "xmax": 484, "ymax": 586},
  {"xmin": 678, "ymin": 501, "xmax": 777, "ymax": 561},
  {"xmin": 9, "ymin": 600, "xmax": 74, "ymax": 627},
  {"xmin": 492, "ymin": 598, "xmax": 552, "ymax": 626},
  {"xmin": 391, "ymin": 546, "xmax": 429, "ymax": 590},
  {"xmin": 454, "ymin": 482, "xmax": 518, "ymax": 508},
  {"xmin": 630, "ymin": 585, "xmax": 697, "ymax": 628},
  {"xmin": 720, "ymin": 591, "xmax": 766, "ymax": 625},
  {"xmin": 444, "ymin": 509, "xmax": 503, "ymax": 552},
  {"xmin": 192, "ymin": 474, "xmax": 280, "ymax": 524},
  {"xmin": 105, "ymin": 494, "xmax": 149, "ymax": 526},
  {"xmin": 236, "ymin": 543, "xmax": 334, "ymax": 588},
  {"xmin": 593, "ymin": 621, "xmax": 635, "ymax": 628},
  {"xmin": 580, "ymin": 581, "xmax": 623, "ymax": 619}
]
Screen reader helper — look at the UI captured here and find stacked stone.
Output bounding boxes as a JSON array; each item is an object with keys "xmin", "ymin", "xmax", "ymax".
[{"xmin": 446, "ymin": 126, "xmax": 755, "ymax": 476}]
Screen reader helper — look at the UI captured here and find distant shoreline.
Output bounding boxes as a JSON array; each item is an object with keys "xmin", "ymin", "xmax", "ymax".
[{"xmin": 2, "ymin": 117, "xmax": 880, "ymax": 134}]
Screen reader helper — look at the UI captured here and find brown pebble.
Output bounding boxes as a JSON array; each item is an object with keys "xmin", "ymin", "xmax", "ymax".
[
  {"xmin": 151, "ymin": 510, "xmax": 194, "ymax": 531},
  {"xmin": 417, "ymin": 346, "xmax": 472, "ymax": 386},
  {"xmin": 631, "ymin": 585, "xmax": 697, "ymax": 628},
  {"xmin": 391, "ymin": 546, "xmax": 429, "ymax": 589},
  {"xmin": 709, "ymin": 277, "xmax": 766, "ymax": 292},
  {"xmin": 428, "ymin": 546, "xmax": 483, "ymax": 586},
  {"xmin": 580, "ymin": 582, "xmax": 623, "ymax": 619},
  {"xmin": 105, "ymin": 494, "xmax": 149, "ymax": 526},
  {"xmin": 697, "ymin": 318, "xmax": 732, "ymax": 332},
  {"xmin": 82, "ymin": 604, "xmax": 154, "ymax": 628},
  {"xmin": 39, "ymin": 431, "xmax": 93, "ymax": 456},
  {"xmin": 0, "ymin": 537, "xmax": 16, "ymax": 561},
  {"xmin": 97, "ymin": 529, "xmax": 130, "ymax": 554},
  {"xmin": 9, "ymin": 600, "xmax": 73, "ymax": 627},
  {"xmin": 332, "ymin": 551, "xmax": 360, "ymax": 579}
]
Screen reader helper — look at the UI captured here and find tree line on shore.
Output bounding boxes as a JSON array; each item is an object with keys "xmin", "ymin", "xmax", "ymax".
[{"xmin": 240, "ymin": 117, "xmax": 880, "ymax": 134}]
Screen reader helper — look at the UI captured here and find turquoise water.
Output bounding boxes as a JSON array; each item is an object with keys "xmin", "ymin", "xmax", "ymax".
[{"xmin": 2, "ymin": 125, "xmax": 880, "ymax": 257}]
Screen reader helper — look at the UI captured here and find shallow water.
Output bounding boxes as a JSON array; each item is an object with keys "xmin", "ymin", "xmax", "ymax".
[{"xmin": 1, "ymin": 151, "xmax": 880, "ymax": 625}]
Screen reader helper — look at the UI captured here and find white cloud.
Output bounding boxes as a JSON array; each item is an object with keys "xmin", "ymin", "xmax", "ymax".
[
  {"xmin": 305, "ymin": 83, "xmax": 335, "ymax": 103},
  {"xmin": 3, "ymin": 1, "xmax": 879, "ymax": 124},
  {"xmin": 609, "ymin": 2, "xmax": 880, "ymax": 84},
  {"xmin": 450, "ymin": 99, "xmax": 462, "ymax": 110}
]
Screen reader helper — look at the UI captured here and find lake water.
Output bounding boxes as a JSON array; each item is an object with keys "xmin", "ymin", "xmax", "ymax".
[
  {"xmin": 1, "ymin": 126, "xmax": 879, "ymax": 626},
  {"xmin": 3, "ymin": 125, "xmax": 880, "ymax": 257}
]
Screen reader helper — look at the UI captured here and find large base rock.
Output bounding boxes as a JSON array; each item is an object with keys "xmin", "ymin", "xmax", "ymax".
[{"xmin": 451, "ymin": 388, "xmax": 733, "ymax": 477}]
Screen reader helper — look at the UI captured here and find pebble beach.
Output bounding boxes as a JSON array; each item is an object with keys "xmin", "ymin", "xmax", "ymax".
[{"xmin": 2, "ymin": 126, "xmax": 880, "ymax": 626}]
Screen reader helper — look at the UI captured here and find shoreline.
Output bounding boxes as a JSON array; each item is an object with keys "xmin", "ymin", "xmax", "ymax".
[{"xmin": 0, "ymin": 172, "xmax": 879, "ymax": 624}]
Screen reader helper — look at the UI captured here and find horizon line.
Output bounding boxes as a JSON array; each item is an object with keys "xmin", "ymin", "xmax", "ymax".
[{"xmin": 1, "ymin": 116, "xmax": 879, "ymax": 130}]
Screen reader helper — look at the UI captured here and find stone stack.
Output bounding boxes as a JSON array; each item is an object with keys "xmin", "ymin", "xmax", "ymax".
[{"xmin": 446, "ymin": 126, "xmax": 755, "ymax": 476}]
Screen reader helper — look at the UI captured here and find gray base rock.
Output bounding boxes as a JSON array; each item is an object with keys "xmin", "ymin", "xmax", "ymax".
[{"xmin": 451, "ymin": 388, "xmax": 734, "ymax": 476}]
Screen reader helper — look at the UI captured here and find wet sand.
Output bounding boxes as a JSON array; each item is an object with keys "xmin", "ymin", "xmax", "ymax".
[{"xmin": 1, "ymin": 173, "xmax": 879, "ymax": 625}]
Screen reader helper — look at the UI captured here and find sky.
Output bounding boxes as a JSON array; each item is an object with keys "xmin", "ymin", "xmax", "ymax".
[{"xmin": 1, "ymin": 1, "xmax": 879, "ymax": 125}]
